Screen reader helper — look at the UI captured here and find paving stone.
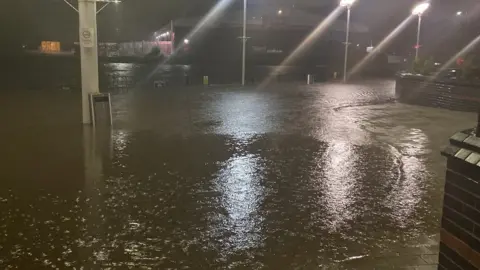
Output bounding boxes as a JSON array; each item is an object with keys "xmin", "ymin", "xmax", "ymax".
[
  {"xmin": 465, "ymin": 136, "xmax": 480, "ymax": 149},
  {"xmin": 451, "ymin": 132, "xmax": 470, "ymax": 143},
  {"xmin": 455, "ymin": 148, "xmax": 472, "ymax": 160},
  {"xmin": 465, "ymin": 153, "xmax": 480, "ymax": 165},
  {"xmin": 443, "ymin": 145, "xmax": 461, "ymax": 156}
]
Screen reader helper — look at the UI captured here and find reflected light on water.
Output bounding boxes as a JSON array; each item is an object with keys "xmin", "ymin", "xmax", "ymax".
[
  {"xmin": 258, "ymin": 6, "xmax": 344, "ymax": 88},
  {"xmin": 109, "ymin": 63, "xmax": 135, "ymax": 72},
  {"xmin": 386, "ymin": 128, "xmax": 427, "ymax": 226},
  {"xmin": 215, "ymin": 154, "xmax": 264, "ymax": 250},
  {"xmin": 82, "ymin": 128, "xmax": 107, "ymax": 267},
  {"xmin": 323, "ymin": 141, "xmax": 357, "ymax": 230},
  {"xmin": 348, "ymin": 16, "xmax": 415, "ymax": 78},
  {"xmin": 113, "ymin": 130, "xmax": 128, "ymax": 152},
  {"xmin": 112, "ymin": 130, "xmax": 130, "ymax": 168},
  {"xmin": 214, "ymin": 92, "xmax": 275, "ymax": 140}
]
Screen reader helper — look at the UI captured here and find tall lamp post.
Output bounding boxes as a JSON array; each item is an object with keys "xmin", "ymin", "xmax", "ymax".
[
  {"xmin": 241, "ymin": 0, "xmax": 247, "ymax": 86},
  {"xmin": 412, "ymin": 2, "xmax": 430, "ymax": 61},
  {"xmin": 62, "ymin": 0, "xmax": 120, "ymax": 124},
  {"xmin": 340, "ymin": 0, "xmax": 356, "ymax": 82}
]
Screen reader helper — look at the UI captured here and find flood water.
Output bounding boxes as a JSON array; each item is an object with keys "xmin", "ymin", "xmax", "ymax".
[{"xmin": 0, "ymin": 61, "xmax": 476, "ymax": 269}]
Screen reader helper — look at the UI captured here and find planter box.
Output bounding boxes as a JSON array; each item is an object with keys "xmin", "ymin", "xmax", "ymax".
[
  {"xmin": 396, "ymin": 74, "xmax": 480, "ymax": 112},
  {"xmin": 440, "ymin": 129, "xmax": 480, "ymax": 269}
]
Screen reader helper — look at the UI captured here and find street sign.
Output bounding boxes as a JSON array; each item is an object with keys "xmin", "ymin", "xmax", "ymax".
[{"xmin": 81, "ymin": 28, "xmax": 94, "ymax": 48}]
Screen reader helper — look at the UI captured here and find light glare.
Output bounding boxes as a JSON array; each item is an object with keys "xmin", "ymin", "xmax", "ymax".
[
  {"xmin": 412, "ymin": 2, "xmax": 430, "ymax": 16},
  {"xmin": 258, "ymin": 6, "xmax": 344, "ymax": 88},
  {"xmin": 348, "ymin": 16, "xmax": 416, "ymax": 78},
  {"xmin": 340, "ymin": 0, "xmax": 356, "ymax": 7}
]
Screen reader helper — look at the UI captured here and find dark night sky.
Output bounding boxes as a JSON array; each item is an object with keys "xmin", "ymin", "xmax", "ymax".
[{"xmin": 1, "ymin": 0, "xmax": 480, "ymax": 57}]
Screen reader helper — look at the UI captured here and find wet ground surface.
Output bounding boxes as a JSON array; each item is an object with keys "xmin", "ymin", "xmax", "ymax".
[{"xmin": 0, "ymin": 79, "xmax": 477, "ymax": 269}]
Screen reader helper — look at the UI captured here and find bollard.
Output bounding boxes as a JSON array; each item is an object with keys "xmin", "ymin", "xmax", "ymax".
[
  {"xmin": 203, "ymin": 76, "xmax": 209, "ymax": 86},
  {"xmin": 307, "ymin": 74, "xmax": 314, "ymax": 85}
]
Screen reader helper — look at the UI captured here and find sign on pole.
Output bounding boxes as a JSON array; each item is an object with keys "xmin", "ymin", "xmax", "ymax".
[{"xmin": 81, "ymin": 28, "xmax": 94, "ymax": 48}]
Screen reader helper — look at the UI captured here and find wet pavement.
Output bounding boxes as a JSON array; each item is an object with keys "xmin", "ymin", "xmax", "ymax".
[{"xmin": 0, "ymin": 79, "xmax": 477, "ymax": 269}]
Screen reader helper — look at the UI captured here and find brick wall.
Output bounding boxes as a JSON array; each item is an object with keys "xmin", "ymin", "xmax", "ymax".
[
  {"xmin": 440, "ymin": 129, "xmax": 480, "ymax": 269},
  {"xmin": 396, "ymin": 76, "xmax": 480, "ymax": 112}
]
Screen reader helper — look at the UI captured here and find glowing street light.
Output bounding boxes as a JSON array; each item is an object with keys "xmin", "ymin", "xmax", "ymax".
[
  {"xmin": 340, "ymin": 0, "xmax": 355, "ymax": 7},
  {"xmin": 278, "ymin": 9, "xmax": 283, "ymax": 15},
  {"xmin": 412, "ymin": 2, "xmax": 430, "ymax": 16},
  {"xmin": 412, "ymin": 2, "xmax": 430, "ymax": 60},
  {"xmin": 456, "ymin": 11, "xmax": 463, "ymax": 16},
  {"xmin": 340, "ymin": 0, "xmax": 356, "ymax": 82},
  {"xmin": 184, "ymin": 39, "xmax": 190, "ymax": 44}
]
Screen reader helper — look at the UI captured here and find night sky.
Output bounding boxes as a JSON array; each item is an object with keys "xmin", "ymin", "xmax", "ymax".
[{"xmin": 1, "ymin": 0, "xmax": 480, "ymax": 57}]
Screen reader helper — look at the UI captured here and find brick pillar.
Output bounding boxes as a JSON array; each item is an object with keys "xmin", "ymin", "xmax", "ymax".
[{"xmin": 440, "ymin": 129, "xmax": 480, "ymax": 269}]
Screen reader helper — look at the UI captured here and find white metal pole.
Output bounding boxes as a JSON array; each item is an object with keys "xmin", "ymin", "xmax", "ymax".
[
  {"xmin": 79, "ymin": 0, "xmax": 100, "ymax": 124},
  {"xmin": 415, "ymin": 15, "xmax": 422, "ymax": 61},
  {"xmin": 343, "ymin": 7, "xmax": 351, "ymax": 82},
  {"xmin": 242, "ymin": 0, "xmax": 247, "ymax": 86}
]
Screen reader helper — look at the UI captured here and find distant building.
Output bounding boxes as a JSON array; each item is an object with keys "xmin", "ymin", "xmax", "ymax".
[
  {"xmin": 157, "ymin": 8, "xmax": 370, "ymax": 68},
  {"xmin": 40, "ymin": 41, "xmax": 61, "ymax": 53}
]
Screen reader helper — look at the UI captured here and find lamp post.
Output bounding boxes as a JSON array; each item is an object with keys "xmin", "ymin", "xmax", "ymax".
[
  {"xmin": 63, "ymin": 0, "xmax": 120, "ymax": 124},
  {"xmin": 241, "ymin": 0, "xmax": 247, "ymax": 86},
  {"xmin": 412, "ymin": 2, "xmax": 430, "ymax": 61},
  {"xmin": 340, "ymin": 0, "xmax": 356, "ymax": 82}
]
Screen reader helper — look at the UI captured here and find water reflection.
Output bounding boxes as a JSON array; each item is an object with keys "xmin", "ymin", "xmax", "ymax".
[
  {"xmin": 0, "ymin": 79, "xmax": 467, "ymax": 268},
  {"xmin": 386, "ymin": 128, "xmax": 428, "ymax": 226},
  {"xmin": 215, "ymin": 154, "xmax": 265, "ymax": 251},
  {"xmin": 322, "ymin": 141, "xmax": 358, "ymax": 230},
  {"xmin": 213, "ymin": 92, "xmax": 276, "ymax": 140},
  {"xmin": 81, "ymin": 127, "xmax": 110, "ymax": 269}
]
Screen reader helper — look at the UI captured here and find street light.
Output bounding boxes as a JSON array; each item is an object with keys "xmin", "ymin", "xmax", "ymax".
[
  {"xmin": 456, "ymin": 11, "xmax": 463, "ymax": 16},
  {"xmin": 340, "ymin": 0, "xmax": 355, "ymax": 7},
  {"xmin": 340, "ymin": 0, "xmax": 356, "ymax": 82},
  {"xmin": 412, "ymin": 2, "xmax": 430, "ymax": 60}
]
